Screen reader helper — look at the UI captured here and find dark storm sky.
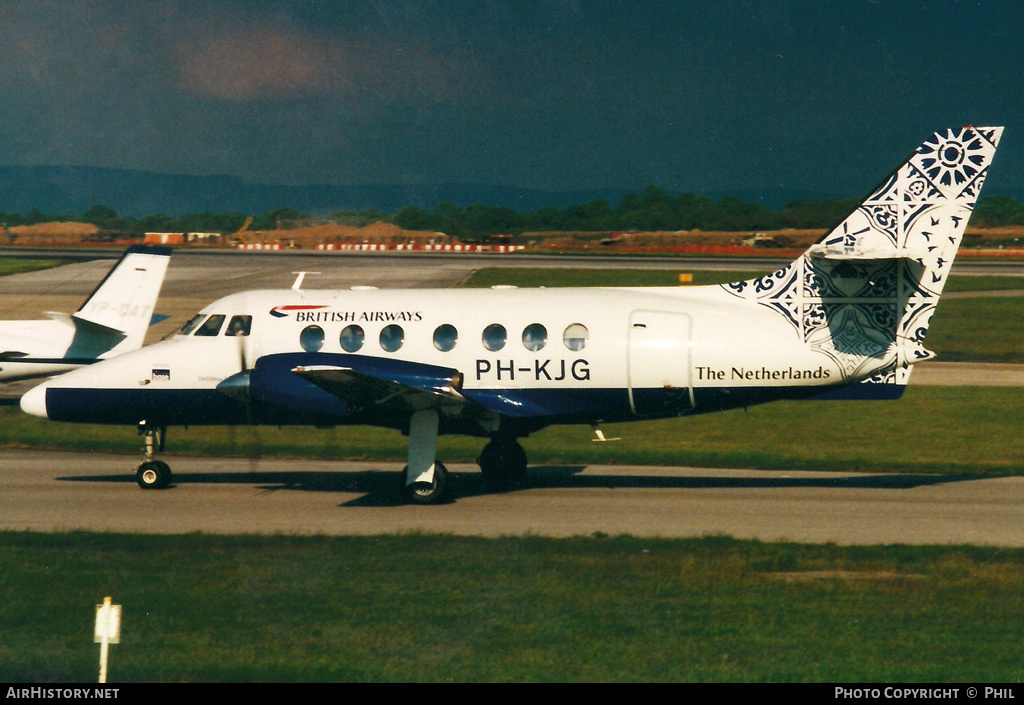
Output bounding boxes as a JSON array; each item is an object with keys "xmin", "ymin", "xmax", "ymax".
[{"xmin": 0, "ymin": 0, "xmax": 1019, "ymax": 200}]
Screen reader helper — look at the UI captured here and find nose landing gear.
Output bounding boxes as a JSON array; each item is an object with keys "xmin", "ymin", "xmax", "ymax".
[
  {"xmin": 402, "ymin": 409, "xmax": 452, "ymax": 505},
  {"xmin": 136, "ymin": 423, "xmax": 172, "ymax": 490}
]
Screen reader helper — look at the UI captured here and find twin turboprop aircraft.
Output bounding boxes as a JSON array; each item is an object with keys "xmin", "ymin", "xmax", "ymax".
[
  {"xmin": 20, "ymin": 127, "xmax": 1003, "ymax": 504},
  {"xmin": 1, "ymin": 246, "xmax": 171, "ymax": 382}
]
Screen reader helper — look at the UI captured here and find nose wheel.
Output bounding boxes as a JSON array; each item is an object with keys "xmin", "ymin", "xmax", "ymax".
[
  {"xmin": 403, "ymin": 461, "xmax": 449, "ymax": 505},
  {"xmin": 401, "ymin": 409, "xmax": 451, "ymax": 504},
  {"xmin": 136, "ymin": 423, "xmax": 172, "ymax": 490},
  {"xmin": 137, "ymin": 460, "xmax": 172, "ymax": 489}
]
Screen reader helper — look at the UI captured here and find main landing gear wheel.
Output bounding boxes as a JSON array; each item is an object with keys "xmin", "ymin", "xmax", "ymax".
[
  {"xmin": 137, "ymin": 460, "xmax": 172, "ymax": 490},
  {"xmin": 403, "ymin": 461, "xmax": 449, "ymax": 505},
  {"xmin": 478, "ymin": 439, "xmax": 527, "ymax": 491}
]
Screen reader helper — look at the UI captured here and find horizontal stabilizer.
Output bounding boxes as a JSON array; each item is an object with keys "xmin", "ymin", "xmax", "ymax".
[
  {"xmin": 806, "ymin": 244, "xmax": 904, "ymax": 261},
  {"xmin": 67, "ymin": 314, "xmax": 128, "ymax": 358},
  {"xmin": 899, "ymin": 339, "xmax": 937, "ymax": 365},
  {"xmin": 43, "ymin": 311, "xmax": 76, "ymax": 329},
  {"xmin": 36, "ymin": 311, "xmax": 127, "ymax": 359}
]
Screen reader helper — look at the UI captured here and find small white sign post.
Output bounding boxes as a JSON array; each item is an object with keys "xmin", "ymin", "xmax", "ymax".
[{"xmin": 94, "ymin": 597, "xmax": 121, "ymax": 684}]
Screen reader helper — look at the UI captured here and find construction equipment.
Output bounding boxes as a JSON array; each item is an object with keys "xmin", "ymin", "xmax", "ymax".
[{"xmin": 229, "ymin": 216, "xmax": 254, "ymax": 246}]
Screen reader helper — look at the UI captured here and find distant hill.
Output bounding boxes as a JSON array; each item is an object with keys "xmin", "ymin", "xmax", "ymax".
[
  {"xmin": 0, "ymin": 166, "xmax": 621, "ymax": 217},
  {"xmin": 0, "ymin": 165, "xmax": 861, "ymax": 217}
]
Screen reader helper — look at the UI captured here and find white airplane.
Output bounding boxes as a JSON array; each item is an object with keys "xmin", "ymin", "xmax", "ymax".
[
  {"xmin": 20, "ymin": 127, "xmax": 1003, "ymax": 503},
  {"xmin": 1, "ymin": 246, "xmax": 171, "ymax": 382}
]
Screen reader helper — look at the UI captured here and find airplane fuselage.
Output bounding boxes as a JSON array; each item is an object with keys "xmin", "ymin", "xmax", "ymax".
[
  {"xmin": 23, "ymin": 281, "xmax": 859, "ymax": 434},
  {"xmin": 0, "ymin": 320, "xmax": 85, "ymax": 381}
]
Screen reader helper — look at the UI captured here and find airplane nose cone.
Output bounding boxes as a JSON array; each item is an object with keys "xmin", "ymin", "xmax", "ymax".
[{"xmin": 20, "ymin": 384, "xmax": 48, "ymax": 419}]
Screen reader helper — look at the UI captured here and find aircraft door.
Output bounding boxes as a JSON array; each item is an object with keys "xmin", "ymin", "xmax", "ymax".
[{"xmin": 628, "ymin": 310, "xmax": 693, "ymax": 416}]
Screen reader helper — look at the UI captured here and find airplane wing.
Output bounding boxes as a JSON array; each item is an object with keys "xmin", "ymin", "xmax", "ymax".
[
  {"xmin": 269, "ymin": 352, "xmax": 563, "ymax": 422},
  {"xmin": 290, "ymin": 354, "xmax": 466, "ymax": 415}
]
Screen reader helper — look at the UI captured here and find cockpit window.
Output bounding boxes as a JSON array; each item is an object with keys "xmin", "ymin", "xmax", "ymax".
[
  {"xmin": 225, "ymin": 315, "xmax": 252, "ymax": 337},
  {"xmin": 179, "ymin": 314, "xmax": 205, "ymax": 336},
  {"xmin": 194, "ymin": 314, "xmax": 226, "ymax": 337}
]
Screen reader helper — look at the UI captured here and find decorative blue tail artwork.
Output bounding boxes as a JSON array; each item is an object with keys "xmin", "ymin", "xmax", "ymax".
[{"xmin": 723, "ymin": 126, "xmax": 1003, "ymax": 395}]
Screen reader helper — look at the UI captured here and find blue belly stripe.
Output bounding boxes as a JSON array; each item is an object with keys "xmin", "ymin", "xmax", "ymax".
[{"xmin": 41, "ymin": 379, "xmax": 903, "ymax": 429}]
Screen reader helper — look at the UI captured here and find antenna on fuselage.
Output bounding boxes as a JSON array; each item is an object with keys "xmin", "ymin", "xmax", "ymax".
[{"xmin": 291, "ymin": 272, "xmax": 321, "ymax": 290}]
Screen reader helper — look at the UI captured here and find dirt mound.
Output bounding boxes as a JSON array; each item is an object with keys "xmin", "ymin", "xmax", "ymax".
[
  {"xmin": 245, "ymin": 221, "xmax": 453, "ymax": 249},
  {"xmin": 6, "ymin": 222, "xmax": 100, "ymax": 245}
]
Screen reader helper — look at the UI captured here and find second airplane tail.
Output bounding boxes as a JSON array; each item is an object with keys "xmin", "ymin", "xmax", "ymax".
[{"xmin": 67, "ymin": 245, "xmax": 172, "ymax": 357}]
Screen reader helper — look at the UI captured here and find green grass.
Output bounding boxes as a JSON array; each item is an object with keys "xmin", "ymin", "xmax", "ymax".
[
  {"xmin": 3, "ymin": 386, "xmax": 1022, "ymax": 476},
  {"xmin": 0, "ymin": 258, "xmax": 69, "ymax": 276},
  {"xmin": 923, "ymin": 298, "xmax": 1024, "ymax": 362},
  {"xmin": 1, "ymin": 533, "xmax": 1022, "ymax": 682},
  {"xmin": 943, "ymin": 275, "xmax": 1024, "ymax": 292}
]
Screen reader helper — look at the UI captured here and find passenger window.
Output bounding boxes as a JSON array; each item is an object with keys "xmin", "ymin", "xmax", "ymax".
[
  {"xmin": 379, "ymin": 324, "xmax": 404, "ymax": 352},
  {"xmin": 433, "ymin": 324, "xmax": 458, "ymax": 352},
  {"xmin": 299, "ymin": 325, "xmax": 325, "ymax": 352},
  {"xmin": 563, "ymin": 323, "xmax": 589, "ymax": 351},
  {"xmin": 482, "ymin": 324, "xmax": 507, "ymax": 351},
  {"xmin": 179, "ymin": 314, "xmax": 205, "ymax": 336},
  {"xmin": 340, "ymin": 325, "xmax": 364, "ymax": 352},
  {"xmin": 194, "ymin": 314, "xmax": 226, "ymax": 337},
  {"xmin": 225, "ymin": 315, "xmax": 252, "ymax": 337},
  {"xmin": 522, "ymin": 323, "xmax": 547, "ymax": 352}
]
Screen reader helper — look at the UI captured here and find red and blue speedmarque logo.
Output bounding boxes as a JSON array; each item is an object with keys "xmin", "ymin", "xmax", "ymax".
[{"xmin": 269, "ymin": 305, "xmax": 328, "ymax": 319}]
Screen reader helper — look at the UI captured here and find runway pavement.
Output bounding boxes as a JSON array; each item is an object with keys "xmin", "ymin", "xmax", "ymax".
[
  {"xmin": 1, "ymin": 449, "xmax": 1022, "ymax": 546},
  {"xmin": 910, "ymin": 362, "xmax": 1024, "ymax": 386}
]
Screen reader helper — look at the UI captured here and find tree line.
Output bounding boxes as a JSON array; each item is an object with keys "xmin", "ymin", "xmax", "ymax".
[{"xmin": 2, "ymin": 189, "xmax": 1022, "ymax": 241}]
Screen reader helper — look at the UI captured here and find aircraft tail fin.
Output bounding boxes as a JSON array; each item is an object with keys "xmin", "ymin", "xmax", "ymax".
[
  {"xmin": 71, "ymin": 245, "xmax": 172, "ymax": 357},
  {"xmin": 722, "ymin": 126, "xmax": 1003, "ymax": 396}
]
